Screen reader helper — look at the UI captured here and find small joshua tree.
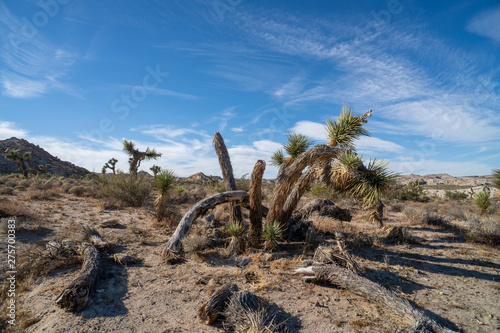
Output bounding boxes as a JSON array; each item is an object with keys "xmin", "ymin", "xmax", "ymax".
[
  {"xmin": 5, "ymin": 150, "xmax": 31, "ymax": 178},
  {"xmin": 154, "ymin": 169, "xmax": 176, "ymax": 221},
  {"xmin": 123, "ymin": 140, "xmax": 162, "ymax": 179},
  {"xmin": 150, "ymin": 165, "xmax": 161, "ymax": 179},
  {"xmin": 102, "ymin": 158, "xmax": 118, "ymax": 175},
  {"xmin": 38, "ymin": 164, "xmax": 51, "ymax": 174},
  {"xmin": 271, "ymin": 133, "xmax": 313, "ymax": 180},
  {"xmin": 474, "ymin": 191, "xmax": 490, "ymax": 215}
]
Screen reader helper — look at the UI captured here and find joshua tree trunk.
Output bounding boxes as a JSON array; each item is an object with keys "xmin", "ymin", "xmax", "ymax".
[
  {"xmin": 268, "ymin": 145, "xmax": 341, "ymax": 224},
  {"xmin": 162, "ymin": 191, "xmax": 249, "ymax": 256},
  {"xmin": 213, "ymin": 132, "xmax": 242, "ymax": 222},
  {"xmin": 248, "ymin": 160, "xmax": 266, "ymax": 245},
  {"xmin": 369, "ymin": 200, "xmax": 385, "ymax": 227},
  {"xmin": 129, "ymin": 151, "xmax": 146, "ymax": 179},
  {"xmin": 280, "ymin": 162, "xmax": 325, "ymax": 226}
]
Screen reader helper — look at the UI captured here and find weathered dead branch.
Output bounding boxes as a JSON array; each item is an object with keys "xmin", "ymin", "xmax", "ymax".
[
  {"xmin": 295, "ymin": 265, "xmax": 454, "ymax": 333},
  {"xmin": 213, "ymin": 131, "xmax": 242, "ymax": 222},
  {"xmin": 249, "ymin": 160, "xmax": 266, "ymax": 245},
  {"xmin": 162, "ymin": 190, "xmax": 249, "ymax": 256},
  {"xmin": 47, "ymin": 241, "xmax": 100, "ymax": 312}
]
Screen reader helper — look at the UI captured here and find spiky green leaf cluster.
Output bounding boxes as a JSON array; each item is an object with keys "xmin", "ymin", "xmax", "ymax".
[
  {"xmin": 123, "ymin": 140, "xmax": 136, "ymax": 155},
  {"xmin": 227, "ymin": 220, "xmax": 244, "ymax": 238},
  {"xmin": 338, "ymin": 151, "xmax": 363, "ymax": 169},
  {"xmin": 270, "ymin": 149, "xmax": 285, "ymax": 167},
  {"xmin": 262, "ymin": 221, "xmax": 284, "ymax": 250},
  {"xmin": 325, "ymin": 106, "xmax": 370, "ymax": 149},
  {"xmin": 474, "ymin": 191, "xmax": 490, "ymax": 214},
  {"xmin": 154, "ymin": 169, "xmax": 176, "ymax": 195},
  {"xmin": 283, "ymin": 133, "xmax": 313, "ymax": 159},
  {"xmin": 145, "ymin": 148, "xmax": 161, "ymax": 159},
  {"xmin": 349, "ymin": 159, "xmax": 398, "ymax": 206}
]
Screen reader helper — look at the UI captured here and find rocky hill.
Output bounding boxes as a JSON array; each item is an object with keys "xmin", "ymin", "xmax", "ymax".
[
  {"xmin": 185, "ymin": 172, "xmax": 222, "ymax": 182},
  {"xmin": 0, "ymin": 137, "xmax": 90, "ymax": 177},
  {"xmin": 396, "ymin": 173, "xmax": 497, "ymax": 198}
]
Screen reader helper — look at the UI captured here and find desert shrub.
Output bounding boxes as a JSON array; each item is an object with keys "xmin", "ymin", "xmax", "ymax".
[
  {"xmin": 403, "ymin": 207, "xmax": 424, "ymax": 225},
  {"xmin": 69, "ymin": 185, "xmax": 87, "ymax": 197},
  {"xmin": 14, "ymin": 185, "xmax": 26, "ymax": 191},
  {"xmin": 182, "ymin": 234, "xmax": 211, "ymax": 253},
  {"xmin": 464, "ymin": 214, "xmax": 500, "ymax": 246},
  {"xmin": 0, "ymin": 187, "xmax": 14, "ymax": 195},
  {"xmin": 30, "ymin": 177, "xmax": 55, "ymax": 191},
  {"xmin": 24, "ymin": 189, "xmax": 60, "ymax": 200},
  {"xmin": 445, "ymin": 191, "xmax": 467, "ymax": 200},
  {"xmin": 422, "ymin": 212, "xmax": 449, "ymax": 228},
  {"xmin": 176, "ymin": 186, "xmax": 184, "ymax": 196},
  {"xmin": 474, "ymin": 191, "xmax": 490, "ymax": 214},
  {"xmin": 227, "ymin": 220, "xmax": 244, "ymax": 238},
  {"xmin": 309, "ymin": 183, "xmax": 336, "ymax": 199},
  {"xmin": 97, "ymin": 173, "xmax": 152, "ymax": 207},
  {"xmin": 393, "ymin": 180, "xmax": 429, "ymax": 202},
  {"xmin": 236, "ymin": 173, "xmax": 250, "ymax": 191},
  {"xmin": 388, "ymin": 202, "xmax": 404, "ymax": 212},
  {"xmin": 213, "ymin": 182, "xmax": 226, "ymax": 193},
  {"xmin": 5, "ymin": 179, "xmax": 19, "ymax": 187}
]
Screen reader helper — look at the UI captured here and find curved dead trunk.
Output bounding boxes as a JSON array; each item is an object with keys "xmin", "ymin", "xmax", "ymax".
[
  {"xmin": 295, "ymin": 265, "xmax": 454, "ymax": 333},
  {"xmin": 267, "ymin": 145, "xmax": 341, "ymax": 224},
  {"xmin": 249, "ymin": 160, "xmax": 266, "ymax": 245},
  {"xmin": 213, "ymin": 132, "xmax": 242, "ymax": 222},
  {"xmin": 162, "ymin": 190, "xmax": 249, "ymax": 256}
]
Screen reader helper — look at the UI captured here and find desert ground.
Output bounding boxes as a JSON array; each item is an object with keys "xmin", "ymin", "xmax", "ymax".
[{"xmin": 0, "ymin": 173, "xmax": 499, "ymax": 333}]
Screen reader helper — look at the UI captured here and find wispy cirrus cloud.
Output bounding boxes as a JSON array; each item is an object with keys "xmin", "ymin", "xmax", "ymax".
[
  {"xmin": 466, "ymin": 5, "xmax": 500, "ymax": 43},
  {"xmin": 0, "ymin": 121, "xmax": 28, "ymax": 139},
  {"xmin": 0, "ymin": 3, "xmax": 78, "ymax": 98}
]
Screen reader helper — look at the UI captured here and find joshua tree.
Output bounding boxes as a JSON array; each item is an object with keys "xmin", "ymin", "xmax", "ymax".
[
  {"xmin": 154, "ymin": 169, "xmax": 176, "ymax": 221},
  {"xmin": 102, "ymin": 158, "xmax": 118, "ymax": 175},
  {"xmin": 5, "ymin": 150, "xmax": 31, "ymax": 178},
  {"xmin": 268, "ymin": 107, "xmax": 396, "ymax": 228},
  {"xmin": 38, "ymin": 164, "xmax": 51, "ymax": 174},
  {"xmin": 150, "ymin": 165, "xmax": 161, "ymax": 179},
  {"xmin": 123, "ymin": 140, "xmax": 162, "ymax": 179}
]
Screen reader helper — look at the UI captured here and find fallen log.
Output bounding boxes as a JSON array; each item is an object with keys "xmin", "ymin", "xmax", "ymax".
[
  {"xmin": 295, "ymin": 264, "xmax": 455, "ymax": 333},
  {"xmin": 162, "ymin": 190, "xmax": 249, "ymax": 256},
  {"xmin": 48, "ymin": 241, "xmax": 100, "ymax": 312}
]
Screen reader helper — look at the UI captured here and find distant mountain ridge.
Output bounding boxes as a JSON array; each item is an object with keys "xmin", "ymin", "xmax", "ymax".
[{"xmin": 0, "ymin": 137, "xmax": 90, "ymax": 177}]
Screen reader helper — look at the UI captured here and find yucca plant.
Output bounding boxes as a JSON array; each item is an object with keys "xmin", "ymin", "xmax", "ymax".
[
  {"xmin": 5, "ymin": 150, "xmax": 31, "ymax": 178},
  {"xmin": 154, "ymin": 169, "xmax": 176, "ymax": 221},
  {"xmin": 493, "ymin": 169, "xmax": 500, "ymax": 190},
  {"xmin": 474, "ymin": 191, "xmax": 490, "ymax": 215},
  {"xmin": 262, "ymin": 221, "xmax": 284, "ymax": 251},
  {"xmin": 227, "ymin": 220, "xmax": 245, "ymax": 254},
  {"xmin": 123, "ymin": 140, "xmax": 162, "ymax": 179}
]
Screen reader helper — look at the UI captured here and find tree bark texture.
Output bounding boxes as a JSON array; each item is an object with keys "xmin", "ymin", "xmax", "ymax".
[
  {"xmin": 213, "ymin": 132, "xmax": 242, "ymax": 222},
  {"xmin": 248, "ymin": 160, "xmax": 266, "ymax": 245}
]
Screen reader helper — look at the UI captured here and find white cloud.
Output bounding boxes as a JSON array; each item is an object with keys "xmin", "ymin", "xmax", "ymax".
[
  {"xmin": 0, "ymin": 121, "xmax": 28, "ymax": 139},
  {"xmin": 132, "ymin": 125, "xmax": 208, "ymax": 140},
  {"xmin": 231, "ymin": 127, "xmax": 244, "ymax": 133},
  {"xmin": 290, "ymin": 121, "xmax": 326, "ymax": 141},
  {"xmin": 466, "ymin": 5, "xmax": 500, "ymax": 43}
]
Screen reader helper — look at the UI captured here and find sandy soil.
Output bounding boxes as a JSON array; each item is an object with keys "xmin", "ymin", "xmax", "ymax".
[{"xmin": 1, "ymin": 192, "xmax": 499, "ymax": 333}]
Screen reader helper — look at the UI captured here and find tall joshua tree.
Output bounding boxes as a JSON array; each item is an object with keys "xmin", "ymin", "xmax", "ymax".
[
  {"xmin": 123, "ymin": 140, "xmax": 162, "ymax": 179},
  {"xmin": 150, "ymin": 165, "xmax": 161, "ymax": 179},
  {"xmin": 5, "ymin": 150, "xmax": 31, "ymax": 178},
  {"xmin": 268, "ymin": 107, "xmax": 396, "ymax": 228},
  {"xmin": 102, "ymin": 158, "xmax": 118, "ymax": 175}
]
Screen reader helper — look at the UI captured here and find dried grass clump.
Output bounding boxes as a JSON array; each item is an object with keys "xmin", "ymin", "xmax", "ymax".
[
  {"xmin": 403, "ymin": 207, "xmax": 424, "ymax": 225},
  {"xmin": 422, "ymin": 212, "xmax": 449, "ymax": 228},
  {"xmin": 183, "ymin": 234, "xmax": 212, "ymax": 253},
  {"xmin": 0, "ymin": 187, "xmax": 14, "ymax": 195},
  {"xmin": 383, "ymin": 226, "xmax": 418, "ymax": 245},
  {"xmin": 23, "ymin": 188, "xmax": 60, "ymax": 201},
  {"xmin": 69, "ymin": 185, "xmax": 87, "ymax": 197},
  {"xmin": 464, "ymin": 214, "xmax": 500, "ymax": 246}
]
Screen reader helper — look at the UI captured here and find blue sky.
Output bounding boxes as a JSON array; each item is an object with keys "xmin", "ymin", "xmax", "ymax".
[{"xmin": 0, "ymin": 0, "xmax": 499, "ymax": 178}]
